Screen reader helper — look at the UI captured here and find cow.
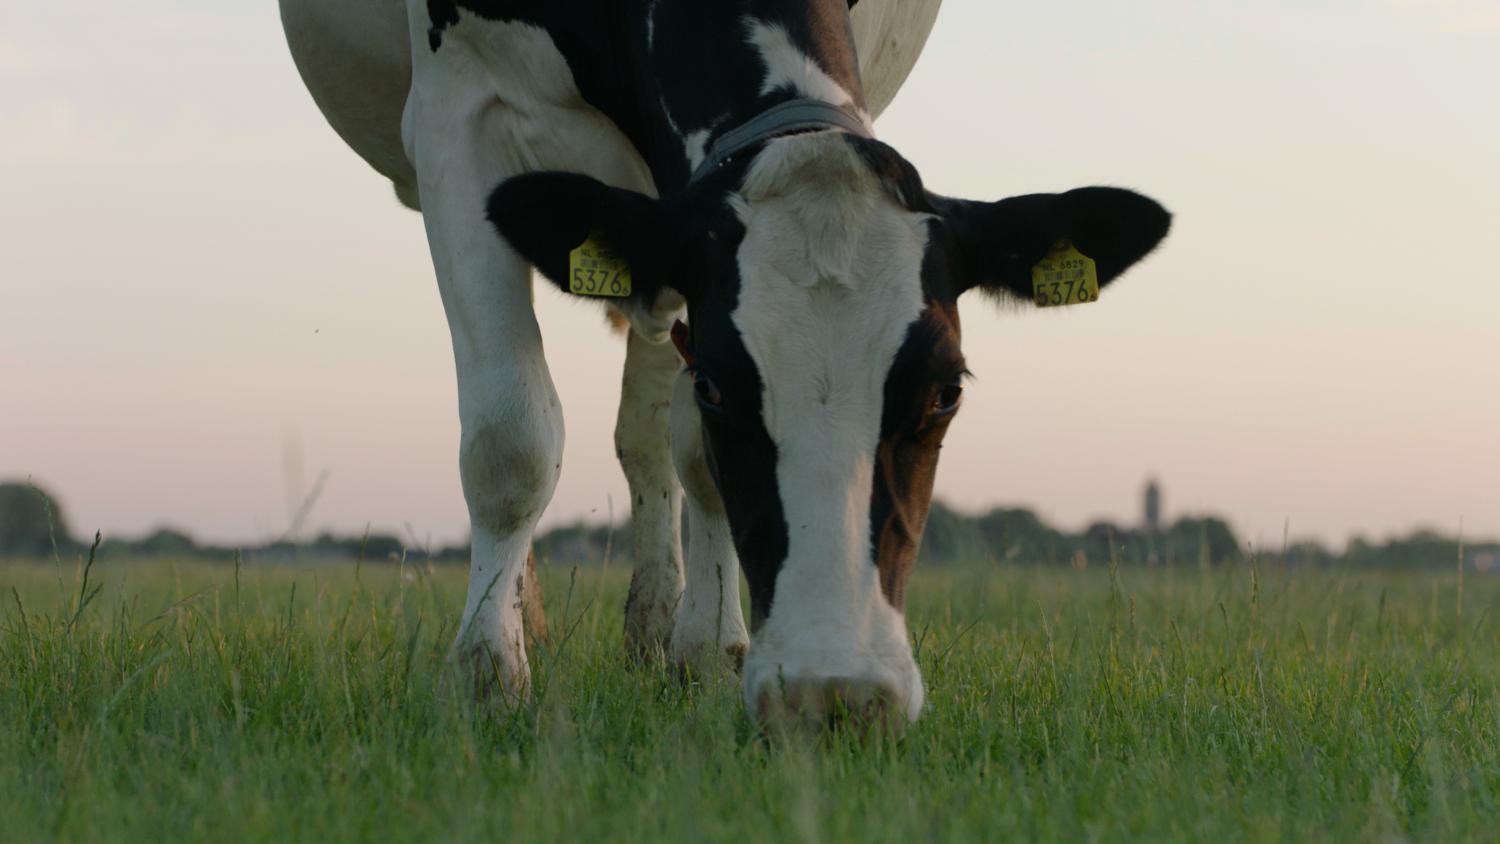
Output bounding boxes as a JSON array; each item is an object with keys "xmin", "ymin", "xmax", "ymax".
[{"xmin": 278, "ymin": 0, "xmax": 1170, "ymax": 728}]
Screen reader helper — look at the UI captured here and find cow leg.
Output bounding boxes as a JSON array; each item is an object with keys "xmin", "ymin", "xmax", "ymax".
[
  {"xmin": 521, "ymin": 547, "xmax": 549, "ymax": 645},
  {"xmin": 443, "ymin": 245, "xmax": 560, "ymax": 703},
  {"xmin": 445, "ymin": 304, "xmax": 560, "ymax": 703},
  {"xmin": 668, "ymin": 370, "xmax": 750, "ymax": 675},
  {"xmin": 617, "ymin": 330, "xmax": 686, "ymax": 657},
  {"xmin": 400, "ymin": 10, "xmax": 562, "ymax": 701}
]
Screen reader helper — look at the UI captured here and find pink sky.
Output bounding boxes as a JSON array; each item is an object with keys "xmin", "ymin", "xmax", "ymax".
[{"xmin": 2, "ymin": 2, "xmax": 1497, "ymax": 550}]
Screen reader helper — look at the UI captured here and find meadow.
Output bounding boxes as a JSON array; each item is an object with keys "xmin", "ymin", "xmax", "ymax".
[{"xmin": 2, "ymin": 553, "xmax": 1497, "ymax": 842}]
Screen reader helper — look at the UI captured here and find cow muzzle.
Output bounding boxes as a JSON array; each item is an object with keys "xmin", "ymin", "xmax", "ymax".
[{"xmin": 741, "ymin": 605, "xmax": 925, "ymax": 730}]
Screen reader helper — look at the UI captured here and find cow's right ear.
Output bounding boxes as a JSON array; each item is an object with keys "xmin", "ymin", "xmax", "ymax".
[{"xmin": 486, "ymin": 172, "xmax": 694, "ymax": 303}]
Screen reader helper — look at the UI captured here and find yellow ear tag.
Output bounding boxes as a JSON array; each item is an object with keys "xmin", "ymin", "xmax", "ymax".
[
  {"xmin": 568, "ymin": 233, "xmax": 632, "ymax": 298},
  {"xmin": 1031, "ymin": 240, "xmax": 1099, "ymax": 308}
]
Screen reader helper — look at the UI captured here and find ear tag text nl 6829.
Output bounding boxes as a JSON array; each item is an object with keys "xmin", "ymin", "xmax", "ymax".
[
  {"xmin": 568, "ymin": 233, "xmax": 632, "ymax": 298},
  {"xmin": 1031, "ymin": 240, "xmax": 1099, "ymax": 308}
]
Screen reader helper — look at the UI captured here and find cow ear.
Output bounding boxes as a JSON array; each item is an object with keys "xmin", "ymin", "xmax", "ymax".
[
  {"xmin": 942, "ymin": 187, "xmax": 1171, "ymax": 301},
  {"xmin": 486, "ymin": 172, "xmax": 695, "ymax": 302}
]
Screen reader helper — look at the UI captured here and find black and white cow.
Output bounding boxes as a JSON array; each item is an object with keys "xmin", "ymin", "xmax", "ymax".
[{"xmin": 279, "ymin": 0, "xmax": 1169, "ymax": 727}]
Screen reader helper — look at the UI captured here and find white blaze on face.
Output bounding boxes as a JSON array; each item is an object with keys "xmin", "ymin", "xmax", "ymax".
[{"xmin": 730, "ymin": 133, "xmax": 931, "ymax": 721}]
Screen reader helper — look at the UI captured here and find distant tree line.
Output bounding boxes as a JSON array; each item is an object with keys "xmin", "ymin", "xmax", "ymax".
[
  {"xmin": 2, "ymin": 480, "xmax": 1495, "ymax": 571},
  {"xmin": 918, "ymin": 502, "xmax": 1241, "ymax": 568}
]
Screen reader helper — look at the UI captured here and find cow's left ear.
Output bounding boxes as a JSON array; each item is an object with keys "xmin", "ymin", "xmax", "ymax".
[
  {"xmin": 941, "ymin": 187, "xmax": 1171, "ymax": 300},
  {"xmin": 486, "ymin": 171, "xmax": 695, "ymax": 303}
]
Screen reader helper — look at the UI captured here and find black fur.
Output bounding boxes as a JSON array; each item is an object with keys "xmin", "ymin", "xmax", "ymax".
[
  {"xmin": 485, "ymin": 171, "xmax": 690, "ymax": 306},
  {"xmin": 688, "ymin": 282, "xmax": 789, "ymax": 630}
]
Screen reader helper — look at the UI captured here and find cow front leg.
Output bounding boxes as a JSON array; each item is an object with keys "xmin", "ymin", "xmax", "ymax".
[
  {"xmin": 438, "ymin": 249, "xmax": 561, "ymax": 702},
  {"xmin": 436, "ymin": 243, "xmax": 561, "ymax": 703},
  {"xmin": 616, "ymin": 329, "xmax": 686, "ymax": 657},
  {"xmin": 668, "ymin": 369, "xmax": 750, "ymax": 676},
  {"xmin": 401, "ymin": 8, "xmax": 562, "ymax": 701}
]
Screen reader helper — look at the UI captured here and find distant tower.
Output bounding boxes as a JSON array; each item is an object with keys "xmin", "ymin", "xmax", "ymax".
[{"xmin": 1143, "ymin": 477, "xmax": 1162, "ymax": 536}]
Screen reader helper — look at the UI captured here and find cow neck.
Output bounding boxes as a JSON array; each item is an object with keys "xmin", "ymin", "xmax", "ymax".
[
  {"xmin": 639, "ymin": 0, "xmax": 871, "ymax": 195},
  {"xmin": 688, "ymin": 98, "xmax": 872, "ymax": 184}
]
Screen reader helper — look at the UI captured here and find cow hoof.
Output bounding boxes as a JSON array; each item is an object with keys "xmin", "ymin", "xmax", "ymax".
[
  {"xmin": 754, "ymin": 677, "xmax": 907, "ymax": 735},
  {"xmin": 623, "ymin": 578, "xmax": 679, "ymax": 661},
  {"xmin": 622, "ymin": 619, "xmax": 673, "ymax": 664},
  {"xmin": 671, "ymin": 638, "xmax": 748, "ymax": 681},
  {"xmin": 453, "ymin": 639, "xmax": 530, "ymax": 707}
]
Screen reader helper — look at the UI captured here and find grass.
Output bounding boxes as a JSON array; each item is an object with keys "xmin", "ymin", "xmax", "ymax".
[{"xmin": 2, "ymin": 554, "xmax": 1497, "ymax": 842}]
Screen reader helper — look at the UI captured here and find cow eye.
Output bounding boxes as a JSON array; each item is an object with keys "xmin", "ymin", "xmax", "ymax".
[
  {"xmin": 693, "ymin": 371, "xmax": 723, "ymax": 411},
  {"xmin": 933, "ymin": 382, "xmax": 964, "ymax": 415}
]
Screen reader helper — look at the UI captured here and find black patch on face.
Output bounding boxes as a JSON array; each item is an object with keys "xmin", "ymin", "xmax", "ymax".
[{"xmin": 678, "ymin": 210, "xmax": 790, "ymax": 632}]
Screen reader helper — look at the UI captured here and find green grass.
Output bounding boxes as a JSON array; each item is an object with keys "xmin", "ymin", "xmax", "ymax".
[{"xmin": 2, "ymin": 555, "xmax": 1497, "ymax": 842}]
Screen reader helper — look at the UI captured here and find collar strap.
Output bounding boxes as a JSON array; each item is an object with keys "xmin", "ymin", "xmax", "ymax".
[{"xmin": 689, "ymin": 98, "xmax": 873, "ymax": 184}]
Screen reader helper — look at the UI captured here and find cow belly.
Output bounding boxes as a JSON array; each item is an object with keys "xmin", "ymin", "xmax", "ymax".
[
  {"xmin": 851, "ymin": 0, "xmax": 943, "ymax": 118},
  {"xmin": 279, "ymin": 0, "xmax": 416, "ymax": 196}
]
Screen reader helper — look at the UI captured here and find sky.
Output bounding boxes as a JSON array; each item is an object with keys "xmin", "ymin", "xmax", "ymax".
[{"xmin": 2, "ymin": 0, "xmax": 1497, "ymax": 551}]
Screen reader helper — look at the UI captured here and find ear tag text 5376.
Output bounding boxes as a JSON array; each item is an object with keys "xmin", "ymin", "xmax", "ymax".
[
  {"xmin": 568, "ymin": 233, "xmax": 632, "ymax": 298},
  {"xmin": 1031, "ymin": 240, "xmax": 1099, "ymax": 308}
]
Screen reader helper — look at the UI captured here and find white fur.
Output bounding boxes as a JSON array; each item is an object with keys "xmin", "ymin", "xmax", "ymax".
[
  {"xmin": 657, "ymin": 101, "xmax": 717, "ymax": 176},
  {"xmin": 730, "ymin": 133, "xmax": 931, "ymax": 721},
  {"xmin": 745, "ymin": 20, "xmax": 874, "ymax": 133},
  {"xmin": 683, "ymin": 128, "xmax": 713, "ymax": 172}
]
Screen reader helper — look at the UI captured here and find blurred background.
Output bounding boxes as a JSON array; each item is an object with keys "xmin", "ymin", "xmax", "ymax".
[{"xmin": 2, "ymin": 1, "xmax": 1496, "ymax": 557}]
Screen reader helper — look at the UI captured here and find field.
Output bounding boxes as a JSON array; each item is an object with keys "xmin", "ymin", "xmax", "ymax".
[{"xmin": 2, "ymin": 555, "xmax": 1498, "ymax": 842}]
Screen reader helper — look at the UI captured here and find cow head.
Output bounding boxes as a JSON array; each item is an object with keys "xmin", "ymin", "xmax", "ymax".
[{"xmin": 487, "ymin": 132, "xmax": 1170, "ymax": 727}]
